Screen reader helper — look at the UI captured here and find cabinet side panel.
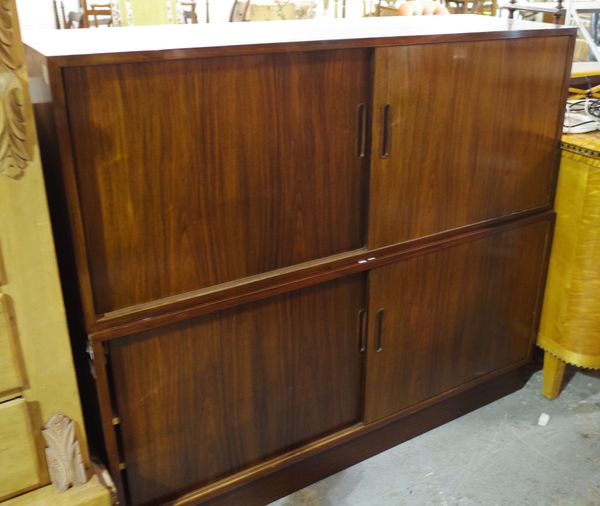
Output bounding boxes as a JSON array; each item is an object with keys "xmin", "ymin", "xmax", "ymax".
[
  {"xmin": 365, "ymin": 218, "xmax": 550, "ymax": 423},
  {"xmin": 108, "ymin": 275, "xmax": 365, "ymax": 505},
  {"xmin": 62, "ymin": 49, "xmax": 370, "ymax": 315},
  {"xmin": 369, "ymin": 36, "xmax": 570, "ymax": 247}
]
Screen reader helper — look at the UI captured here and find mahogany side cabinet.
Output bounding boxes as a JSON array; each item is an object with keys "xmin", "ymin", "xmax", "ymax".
[{"xmin": 25, "ymin": 15, "xmax": 575, "ymax": 506}]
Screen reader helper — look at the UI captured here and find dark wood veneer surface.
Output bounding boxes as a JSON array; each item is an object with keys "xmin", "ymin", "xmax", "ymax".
[
  {"xmin": 186, "ymin": 363, "xmax": 537, "ymax": 506},
  {"xmin": 109, "ymin": 275, "xmax": 366, "ymax": 506},
  {"xmin": 369, "ymin": 36, "xmax": 571, "ymax": 247},
  {"xmin": 364, "ymin": 219, "xmax": 551, "ymax": 422},
  {"xmin": 86, "ymin": 211, "xmax": 550, "ymax": 341},
  {"xmin": 64, "ymin": 50, "xmax": 370, "ymax": 314},
  {"xmin": 26, "ymin": 18, "xmax": 574, "ymax": 506}
]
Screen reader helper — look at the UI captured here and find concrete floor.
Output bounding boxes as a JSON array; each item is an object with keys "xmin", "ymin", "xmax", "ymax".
[{"xmin": 270, "ymin": 369, "xmax": 600, "ymax": 506}]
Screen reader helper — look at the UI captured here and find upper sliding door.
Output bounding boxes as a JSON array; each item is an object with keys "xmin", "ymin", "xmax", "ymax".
[
  {"xmin": 64, "ymin": 49, "xmax": 371, "ymax": 314},
  {"xmin": 368, "ymin": 36, "xmax": 572, "ymax": 248}
]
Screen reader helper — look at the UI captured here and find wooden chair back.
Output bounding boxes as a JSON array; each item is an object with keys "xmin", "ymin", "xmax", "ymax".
[
  {"xmin": 86, "ymin": 3, "xmax": 113, "ymax": 27},
  {"xmin": 182, "ymin": 1, "xmax": 199, "ymax": 23}
]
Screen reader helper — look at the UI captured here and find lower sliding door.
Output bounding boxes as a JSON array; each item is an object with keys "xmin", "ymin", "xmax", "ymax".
[
  {"xmin": 107, "ymin": 275, "xmax": 366, "ymax": 505},
  {"xmin": 103, "ymin": 218, "xmax": 552, "ymax": 504},
  {"xmin": 364, "ymin": 218, "xmax": 552, "ymax": 424}
]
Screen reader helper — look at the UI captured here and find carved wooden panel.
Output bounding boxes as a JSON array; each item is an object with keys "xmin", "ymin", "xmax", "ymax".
[
  {"xmin": 0, "ymin": 293, "xmax": 21, "ymax": 395},
  {"xmin": 0, "ymin": 3, "xmax": 91, "ymax": 502},
  {"xmin": 0, "ymin": 398, "xmax": 42, "ymax": 500},
  {"xmin": 0, "ymin": 0, "xmax": 24, "ymax": 72},
  {"xmin": 0, "ymin": 0, "xmax": 32, "ymax": 179},
  {"xmin": 42, "ymin": 414, "xmax": 87, "ymax": 491}
]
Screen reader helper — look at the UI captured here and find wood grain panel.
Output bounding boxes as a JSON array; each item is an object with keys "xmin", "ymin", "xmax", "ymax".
[
  {"xmin": 179, "ymin": 364, "xmax": 535, "ymax": 506},
  {"xmin": 364, "ymin": 218, "xmax": 551, "ymax": 423},
  {"xmin": 369, "ymin": 36, "xmax": 571, "ymax": 247},
  {"xmin": 108, "ymin": 275, "xmax": 365, "ymax": 505},
  {"xmin": 63, "ymin": 49, "xmax": 370, "ymax": 315},
  {"xmin": 0, "ymin": 398, "xmax": 42, "ymax": 500},
  {"xmin": 0, "ymin": 295, "xmax": 22, "ymax": 395}
]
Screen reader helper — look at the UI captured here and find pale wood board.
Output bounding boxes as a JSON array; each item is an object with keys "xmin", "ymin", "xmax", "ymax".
[
  {"xmin": 0, "ymin": 3, "xmax": 90, "ymax": 501},
  {"xmin": 0, "ymin": 398, "xmax": 42, "ymax": 500},
  {"xmin": 2, "ymin": 475, "xmax": 111, "ymax": 506},
  {"xmin": 0, "ymin": 294, "xmax": 22, "ymax": 395}
]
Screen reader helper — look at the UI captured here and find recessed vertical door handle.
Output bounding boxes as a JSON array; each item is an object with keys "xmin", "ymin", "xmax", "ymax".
[
  {"xmin": 375, "ymin": 308, "xmax": 385, "ymax": 352},
  {"xmin": 357, "ymin": 308, "xmax": 367, "ymax": 352},
  {"xmin": 380, "ymin": 104, "xmax": 391, "ymax": 159},
  {"xmin": 356, "ymin": 103, "xmax": 367, "ymax": 159}
]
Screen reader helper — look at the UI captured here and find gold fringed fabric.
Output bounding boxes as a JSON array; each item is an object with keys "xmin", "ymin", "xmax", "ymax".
[{"xmin": 537, "ymin": 134, "xmax": 600, "ymax": 369}]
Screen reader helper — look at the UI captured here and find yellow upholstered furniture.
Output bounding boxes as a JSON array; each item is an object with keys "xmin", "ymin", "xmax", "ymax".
[{"xmin": 538, "ymin": 132, "xmax": 600, "ymax": 399}]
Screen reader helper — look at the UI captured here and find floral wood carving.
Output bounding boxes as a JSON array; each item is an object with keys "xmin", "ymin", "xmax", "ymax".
[
  {"xmin": 0, "ymin": 0, "xmax": 22, "ymax": 72},
  {"xmin": 0, "ymin": 0, "xmax": 31, "ymax": 179},
  {"xmin": 42, "ymin": 414, "xmax": 88, "ymax": 492},
  {"xmin": 0, "ymin": 73, "xmax": 30, "ymax": 178}
]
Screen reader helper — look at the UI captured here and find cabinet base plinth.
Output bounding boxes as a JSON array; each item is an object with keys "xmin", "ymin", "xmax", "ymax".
[{"xmin": 176, "ymin": 363, "xmax": 538, "ymax": 506}]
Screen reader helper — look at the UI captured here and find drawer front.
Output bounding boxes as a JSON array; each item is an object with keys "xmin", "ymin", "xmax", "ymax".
[
  {"xmin": 0, "ymin": 398, "xmax": 43, "ymax": 500},
  {"xmin": 0, "ymin": 295, "xmax": 22, "ymax": 396}
]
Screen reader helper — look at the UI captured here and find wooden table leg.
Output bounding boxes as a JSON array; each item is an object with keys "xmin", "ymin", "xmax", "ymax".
[{"xmin": 542, "ymin": 351, "xmax": 567, "ymax": 400}]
